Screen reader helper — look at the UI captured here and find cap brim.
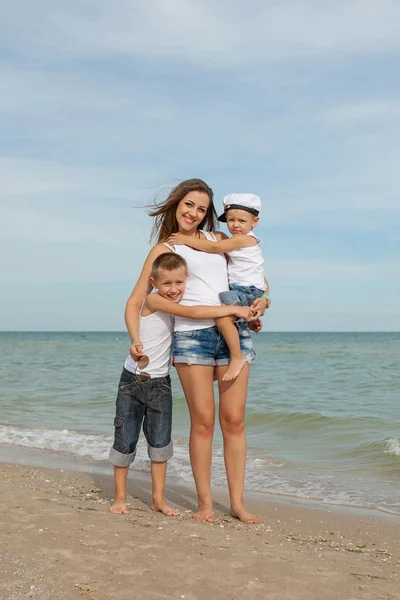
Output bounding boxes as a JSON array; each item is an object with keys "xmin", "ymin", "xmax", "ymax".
[{"xmin": 217, "ymin": 204, "xmax": 259, "ymax": 223}]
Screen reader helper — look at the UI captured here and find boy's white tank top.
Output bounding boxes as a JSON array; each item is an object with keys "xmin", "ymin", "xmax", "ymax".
[
  {"xmin": 164, "ymin": 230, "xmax": 229, "ymax": 332},
  {"xmin": 124, "ymin": 304, "xmax": 173, "ymax": 377},
  {"xmin": 228, "ymin": 231, "xmax": 266, "ymax": 290}
]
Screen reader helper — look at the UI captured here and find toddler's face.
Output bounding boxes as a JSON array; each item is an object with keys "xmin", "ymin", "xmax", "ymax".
[
  {"xmin": 153, "ymin": 266, "xmax": 187, "ymax": 303},
  {"xmin": 225, "ymin": 209, "xmax": 259, "ymax": 236}
]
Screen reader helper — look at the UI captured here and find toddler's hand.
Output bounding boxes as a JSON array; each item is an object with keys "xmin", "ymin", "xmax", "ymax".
[{"xmin": 168, "ymin": 234, "xmax": 186, "ymax": 246}]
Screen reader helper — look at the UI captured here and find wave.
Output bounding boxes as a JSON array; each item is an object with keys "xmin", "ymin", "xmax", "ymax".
[
  {"xmin": 0, "ymin": 424, "xmax": 113, "ymax": 461},
  {"xmin": 384, "ymin": 437, "xmax": 400, "ymax": 456},
  {"xmin": 322, "ymin": 438, "xmax": 399, "ymax": 481},
  {"xmin": 0, "ymin": 423, "xmax": 195, "ymax": 483},
  {"xmin": 245, "ymin": 409, "xmax": 386, "ymax": 431}
]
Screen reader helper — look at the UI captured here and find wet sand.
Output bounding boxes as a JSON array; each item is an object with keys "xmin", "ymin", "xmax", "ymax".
[{"xmin": 1, "ymin": 461, "xmax": 399, "ymax": 600}]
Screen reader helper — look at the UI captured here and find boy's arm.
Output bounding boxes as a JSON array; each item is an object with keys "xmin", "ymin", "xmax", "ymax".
[
  {"xmin": 146, "ymin": 294, "xmax": 254, "ymax": 321},
  {"xmin": 125, "ymin": 243, "xmax": 169, "ymax": 357},
  {"xmin": 167, "ymin": 233, "xmax": 256, "ymax": 253}
]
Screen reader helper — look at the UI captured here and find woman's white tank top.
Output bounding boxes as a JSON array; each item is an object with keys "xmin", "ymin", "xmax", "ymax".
[
  {"xmin": 124, "ymin": 303, "xmax": 173, "ymax": 377},
  {"xmin": 165, "ymin": 231, "xmax": 229, "ymax": 332}
]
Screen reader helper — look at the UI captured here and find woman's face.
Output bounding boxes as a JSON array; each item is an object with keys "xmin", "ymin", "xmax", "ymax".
[{"xmin": 176, "ymin": 191, "xmax": 210, "ymax": 233}]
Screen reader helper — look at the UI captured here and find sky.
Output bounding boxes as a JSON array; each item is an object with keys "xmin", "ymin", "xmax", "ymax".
[{"xmin": 1, "ymin": 0, "xmax": 399, "ymax": 331}]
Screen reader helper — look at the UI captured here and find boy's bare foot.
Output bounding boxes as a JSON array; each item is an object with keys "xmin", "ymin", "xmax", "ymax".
[
  {"xmin": 222, "ymin": 356, "xmax": 247, "ymax": 382},
  {"xmin": 109, "ymin": 499, "xmax": 129, "ymax": 514},
  {"xmin": 152, "ymin": 500, "xmax": 180, "ymax": 517},
  {"xmin": 193, "ymin": 506, "xmax": 214, "ymax": 522},
  {"xmin": 230, "ymin": 504, "xmax": 260, "ymax": 524}
]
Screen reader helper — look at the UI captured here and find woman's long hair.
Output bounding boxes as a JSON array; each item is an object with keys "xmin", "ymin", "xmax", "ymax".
[{"xmin": 149, "ymin": 179, "xmax": 217, "ymax": 243}]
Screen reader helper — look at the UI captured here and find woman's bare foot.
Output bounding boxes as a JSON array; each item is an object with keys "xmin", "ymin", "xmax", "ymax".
[
  {"xmin": 222, "ymin": 356, "xmax": 247, "ymax": 382},
  {"xmin": 193, "ymin": 505, "xmax": 214, "ymax": 522},
  {"xmin": 109, "ymin": 498, "xmax": 129, "ymax": 514},
  {"xmin": 152, "ymin": 500, "xmax": 180, "ymax": 517},
  {"xmin": 230, "ymin": 504, "xmax": 260, "ymax": 524}
]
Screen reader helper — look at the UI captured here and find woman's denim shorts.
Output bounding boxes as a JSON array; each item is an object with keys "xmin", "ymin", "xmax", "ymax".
[{"xmin": 173, "ymin": 323, "xmax": 255, "ymax": 367}]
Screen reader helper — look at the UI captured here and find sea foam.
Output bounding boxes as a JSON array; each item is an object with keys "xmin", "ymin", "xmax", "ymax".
[
  {"xmin": 1, "ymin": 424, "xmax": 399, "ymax": 515},
  {"xmin": 384, "ymin": 437, "xmax": 400, "ymax": 456}
]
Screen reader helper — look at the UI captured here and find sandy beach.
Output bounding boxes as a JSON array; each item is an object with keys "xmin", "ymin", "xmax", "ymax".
[{"xmin": 1, "ymin": 462, "xmax": 399, "ymax": 600}]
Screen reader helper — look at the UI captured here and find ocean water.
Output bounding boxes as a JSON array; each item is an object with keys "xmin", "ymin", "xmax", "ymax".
[{"xmin": 0, "ymin": 331, "xmax": 399, "ymax": 515}]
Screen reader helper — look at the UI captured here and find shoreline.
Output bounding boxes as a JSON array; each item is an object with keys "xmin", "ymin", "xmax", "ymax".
[
  {"xmin": 1, "ymin": 460, "xmax": 399, "ymax": 600},
  {"xmin": 1, "ymin": 441, "xmax": 399, "ymax": 520}
]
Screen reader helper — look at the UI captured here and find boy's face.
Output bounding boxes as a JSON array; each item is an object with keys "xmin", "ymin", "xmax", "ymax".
[
  {"xmin": 151, "ymin": 266, "xmax": 187, "ymax": 303},
  {"xmin": 225, "ymin": 209, "xmax": 259, "ymax": 236}
]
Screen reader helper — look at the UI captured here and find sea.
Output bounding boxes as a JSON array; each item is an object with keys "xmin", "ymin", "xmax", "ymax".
[{"xmin": 0, "ymin": 331, "xmax": 399, "ymax": 515}]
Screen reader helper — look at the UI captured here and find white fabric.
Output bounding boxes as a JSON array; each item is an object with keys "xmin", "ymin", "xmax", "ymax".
[
  {"xmin": 222, "ymin": 193, "xmax": 261, "ymax": 213},
  {"xmin": 165, "ymin": 230, "xmax": 229, "ymax": 332},
  {"xmin": 124, "ymin": 304, "xmax": 174, "ymax": 377},
  {"xmin": 227, "ymin": 231, "xmax": 266, "ymax": 290}
]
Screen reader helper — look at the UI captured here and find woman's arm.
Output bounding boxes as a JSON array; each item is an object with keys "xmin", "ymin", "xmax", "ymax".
[
  {"xmin": 146, "ymin": 294, "xmax": 254, "ymax": 321},
  {"xmin": 125, "ymin": 244, "xmax": 171, "ymax": 354},
  {"xmin": 168, "ymin": 232, "xmax": 256, "ymax": 253}
]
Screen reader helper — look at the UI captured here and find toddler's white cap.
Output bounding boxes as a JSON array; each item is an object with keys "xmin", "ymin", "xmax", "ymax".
[{"xmin": 218, "ymin": 193, "xmax": 261, "ymax": 222}]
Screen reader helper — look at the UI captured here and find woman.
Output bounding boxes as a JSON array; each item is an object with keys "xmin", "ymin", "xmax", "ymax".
[{"xmin": 125, "ymin": 179, "xmax": 267, "ymax": 523}]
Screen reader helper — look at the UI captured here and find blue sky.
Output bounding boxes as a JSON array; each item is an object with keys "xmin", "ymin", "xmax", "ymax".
[{"xmin": 1, "ymin": 0, "xmax": 399, "ymax": 331}]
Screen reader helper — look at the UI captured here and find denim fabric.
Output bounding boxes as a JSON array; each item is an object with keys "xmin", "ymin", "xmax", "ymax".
[
  {"xmin": 235, "ymin": 321, "xmax": 255, "ymax": 363},
  {"xmin": 219, "ymin": 283, "xmax": 264, "ymax": 307},
  {"xmin": 173, "ymin": 324, "xmax": 255, "ymax": 366},
  {"xmin": 109, "ymin": 368, "xmax": 173, "ymax": 467}
]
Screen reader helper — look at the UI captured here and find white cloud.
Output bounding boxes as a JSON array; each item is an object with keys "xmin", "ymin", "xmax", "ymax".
[
  {"xmin": 1, "ymin": 1, "xmax": 400, "ymax": 67},
  {"xmin": 0, "ymin": 207, "xmax": 115, "ymax": 244},
  {"xmin": 323, "ymin": 100, "xmax": 400, "ymax": 123},
  {"xmin": 268, "ymin": 257, "xmax": 399, "ymax": 284},
  {"xmin": 0, "ymin": 157, "xmax": 159, "ymax": 199}
]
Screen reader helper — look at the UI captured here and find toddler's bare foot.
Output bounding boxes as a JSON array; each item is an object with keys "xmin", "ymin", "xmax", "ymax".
[
  {"xmin": 109, "ymin": 498, "xmax": 129, "ymax": 514},
  {"xmin": 193, "ymin": 505, "xmax": 214, "ymax": 522},
  {"xmin": 152, "ymin": 500, "xmax": 180, "ymax": 517},
  {"xmin": 222, "ymin": 357, "xmax": 247, "ymax": 382},
  {"xmin": 230, "ymin": 504, "xmax": 260, "ymax": 524}
]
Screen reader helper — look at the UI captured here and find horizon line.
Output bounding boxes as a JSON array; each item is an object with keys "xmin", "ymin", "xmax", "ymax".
[{"xmin": 1, "ymin": 330, "xmax": 399, "ymax": 334}]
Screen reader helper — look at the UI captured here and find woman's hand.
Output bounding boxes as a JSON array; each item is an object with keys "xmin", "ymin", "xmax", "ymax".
[
  {"xmin": 251, "ymin": 296, "xmax": 270, "ymax": 318},
  {"xmin": 248, "ymin": 319, "xmax": 263, "ymax": 334},
  {"xmin": 129, "ymin": 341, "xmax": 144, "ymax": 362},
  {"xmin": 233, "ymin": 306, "xmax": 256, "ymax": 321},
  {"xmin": 168, "ymin": 233, "xmax": 186, "ymax": 246}
]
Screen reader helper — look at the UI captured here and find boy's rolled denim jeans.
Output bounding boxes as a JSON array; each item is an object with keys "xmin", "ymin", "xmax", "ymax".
[{"xmin": 109, "ymin": 368, "xmax": 173, "ymax": 467}]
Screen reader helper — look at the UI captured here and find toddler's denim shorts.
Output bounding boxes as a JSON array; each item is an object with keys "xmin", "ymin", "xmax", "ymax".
[
  {"xmin": 173, "ymin": 323, "xmax": 255, "ymax": 367},
  {"xmin": 109, "ymin": 368, "xmax": 173, "ymax": 467},
  {"xmin": 219, "ymin": 283, "xmax": 264, "ymax": 307}
]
